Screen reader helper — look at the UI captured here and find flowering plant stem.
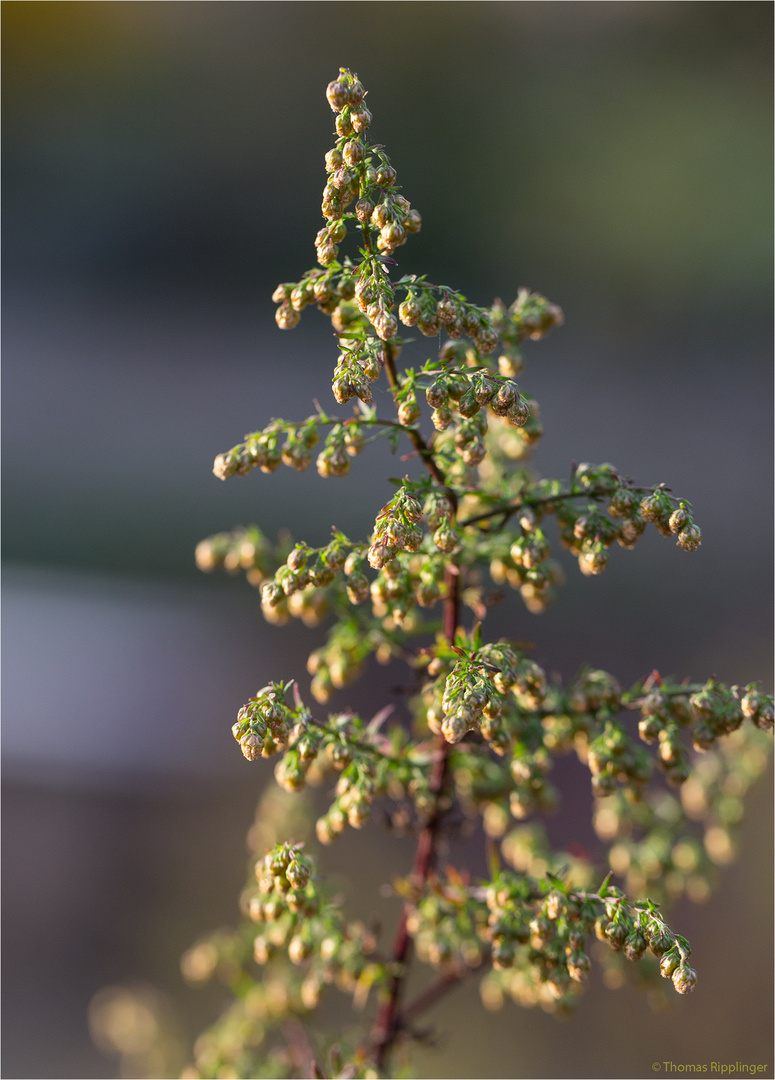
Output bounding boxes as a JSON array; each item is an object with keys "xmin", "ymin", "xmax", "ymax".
[{"xmin": 181, "ymin": 68, "xmax": 772, "ymax": 1080}]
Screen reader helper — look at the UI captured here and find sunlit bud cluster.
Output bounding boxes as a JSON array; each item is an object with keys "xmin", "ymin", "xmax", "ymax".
[
  {"xmin": 584, "ymin": 719, "xmax": 653, "ymax": 797},
  {"xmin": 370, "ymin": 190, "xmax": 420, "ymax": 257},
  {"xmin": 316, "ymin": 423, "xmax": 357, "ymax": 477},
  {"xmin": 551, "ymin": 468, "xmax": 703, "ymax": 574},
  {"xmin": 213, "ymin": 414, "xmax": 364, "ymax": 481},
  {"xmin": 273, "ymin": 266, "xmax": 363, "ymax": 332},
  {"xmin": 355, "ymin": 260, "xmax": 398, "ymax": 340},
  {"xmin": 195, "ymin": 526, "xmax": 274, "ymax": 586},
  {"xmin": 429, "ymin": 644, "xmax": 548, "ymax": 749},
  {"xmin": 274, "ymin": 717, "xmax": 324, "ymax": 793},
  {"xmin": 640, "ymin": 487, "xmax": 702, "ymax": 551},
  {"xmin": 306, "ymin": 622, "xmax": 375, "ymax": 703},
  {"xmin": 259, "ymin": 533, "xmax": 355, "ymax": 627},
  {"xmin": 739, "ymin": 684, "xmax": 775, "ymax": 730},
  {"xmin": 594, "ymin": 724, "xmax": 770, "ymax": 911},
  {"xmin": 332, "ymin": 340, "xmax": 382, "ymax": 403},
  {"xmin": 406, "ymin": 887, "xmax": 487, "ymax": 971},
  {"xmin": 397, "ymin": 286, "xmax": 499, "ymax": 352},
  {"xmin": 317, "ymin": 754, "xmax": 383, "ymax": 841},
  {"xmin": 414, "ymin": 491, "xmax": 459, "ymax": 554},
  {"xmin": 232, "ymin": 684, "xmax": 294, "ymax": 761},
  {"xmin": 492, "ymin": 289, "xmax": 564, "ymax": 346},
  {"xmin": 688, "ymin": 679, "xmax": 751, "ymax": 749},
  {"xmin": 253, "ymin": 843, "xmax": 316, "ymax": 918},
  {"xmin": 475, "ymin": 870, "xmax": 695, "ymax": 1014},
  {"xmin": 367, "ymin": 486, "xmax": 425, "ymax": 569},
  {"xmin": 213, "ymin": 422, "xmax": 283, "ymax": 479}
]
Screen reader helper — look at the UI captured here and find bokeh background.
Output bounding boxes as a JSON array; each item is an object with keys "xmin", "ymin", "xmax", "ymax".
[{"xmin": 2, "ymin": 2, "xmax": 772, "ymax": 1078}]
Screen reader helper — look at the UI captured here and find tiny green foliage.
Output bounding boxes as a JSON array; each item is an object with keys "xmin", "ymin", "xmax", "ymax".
[{"xmin": 186, "ymin": 69, "xmax": 772, "ymax": 1079}]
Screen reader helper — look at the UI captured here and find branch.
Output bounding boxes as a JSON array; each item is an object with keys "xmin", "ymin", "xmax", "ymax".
[{"xmin": 458, "ymin": 484, "xmax": 622, "ymax": 529}]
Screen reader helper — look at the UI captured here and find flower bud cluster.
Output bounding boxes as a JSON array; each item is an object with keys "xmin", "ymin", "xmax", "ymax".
[
  {"xmin": 585, "ymin": 719, "xmax": 654, "ymax": 797},
  {"xmin": 689, "ymin": 678, "xmax": 763, "ymax": 749},
  {"xmin": 247, "ymin": 839, "xmax": 384, "ymax": 1012},
  {"xmin": 369, "ymin": 186, "xmax": 421, "ymax": 256},
  {"xmin": 625, "ymin": 675, "xmax": 772, "ymax": 778},
  {"xmin": 420, "ymin": 491, "xmax": 460, "ymax": 553},
  {"xmin": 273, "ymin": 266, "xmax": 366, "ymax": 333},
  {"xmin": 591, "ymin": 892, "xmax": 696, "ymax": 993},
  {"xmin": 639, "ymin": 486, "xmax": 702, "ymax": 551},
  {"xmin": 475, "ymin": 870, "xmax": 694, "ymax": 1014},
  {"xmin": 595, "ymin": 724, "xmax": 771, "ymax": 909},
  {"xmin": 367, "ymin": 486, "xmax": 425, "ymax": 569},
  {"xmin": 317, "ymin": 755, "xmax": 383, "ymax": 842},
  {"xmin": 369, "ymin": 550, "xmax": 448, "ymax": 627},
  {"xmin": 406, "ymin": 886, "xmax": 487, "ymax": 971},
  {"xmin": 354, "ymin": 259, "xmax": 398, "ymax": 341},
  {"xmin": 315, "ymin": 421, "xmax": 365, "ymax": 477},
  {"xmin": 552, "ymin": 468, "xmax": 702, "ymax": 575},
  {"xmin": 429, "ymin": 644, "xmax": 547, "ymax": 749},
  {"xmin": 252, "ymin": 843, "xmax": 317, "ymax": 922},
  {"xmin": 398, "ymin": 286, "xmax": 498, "ymax": 350},
  {"xmin": 259, "ymin": 534, "xmax": 354, "ymax": 627},
  {"xmin": 215, "ymin": 416, "xmax": 364, "ymax": 481},
  {"xmin": 213, "ymin": 422, "xmax": 284, "ymax": 479},
  {"xmin": 307, "ymin": 621, "xmax": 376, "ymax": 703},
  {"xmin": 331, "ymin": 340, "xmax": 382, "ymax": 404},
  {"xmin": 195, "ymin": 526, "xmax": 274, "ymax": 586},
  {"xmin": 423, "ymin": 360, "xmax": 531, "ymax": 433},
  {"xmin": 232, "ymin": 684, "xmax": 295, "ymax": 761},
  {"xmin": 322, "ymin": 68, "xmax": 421, "ymax": 277}
]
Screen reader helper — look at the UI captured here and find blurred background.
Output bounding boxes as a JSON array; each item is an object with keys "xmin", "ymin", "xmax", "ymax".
[{"xmin": 2, "ymin": 2, "xmax": 772, "ymax": 1077}]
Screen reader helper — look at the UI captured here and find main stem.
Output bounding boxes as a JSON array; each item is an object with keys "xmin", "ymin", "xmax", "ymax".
[{"xmin": 368, "ymin": 341, "xmax": 458, "ymax": 1073}]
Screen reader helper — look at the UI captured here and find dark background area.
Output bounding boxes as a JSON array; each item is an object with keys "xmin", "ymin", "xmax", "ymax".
[{"xmin": 2, "ymin": 3, "xmax": 772, "ymax": 1078}]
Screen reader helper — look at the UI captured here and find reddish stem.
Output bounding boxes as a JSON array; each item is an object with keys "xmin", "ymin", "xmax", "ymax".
[{"xmin": 367, "ymin": 339, "xmax": 460, "ymax": 1073}]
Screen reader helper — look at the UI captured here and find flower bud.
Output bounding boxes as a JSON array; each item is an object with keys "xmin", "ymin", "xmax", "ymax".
[
  {"xmin": 374, "ymin": 311, "xmax": 398, "ymax": 341},
  {"xmin": 433, "ymin": 519, "xmax": 459, "ymax": 554},
  {"xmin": 343, "ymin": 138, "xmax": 365, "ymax": 167},
  {"xmin": 457, "ymin": 387, "xmax": 481, "ymax": 418},
  {"xmin": 506, "ymin": 398, "xmax": 531, "ymax": 428},
  {"xmin": 398, "ymin": 396, "xmax": 421, "ymax": 426},
  {"xmin": 376, "ymin": 163, "xmax": 396, "ymax": 187},
  {"xmin": 399, "ymin": 297, "xmax": 421, "ymax": 326},
  {"xmin": 578, "ymin": 547, "xmax": 608, "ymax": 576},
  {"xmin": 404, "ymin": 209, "xmax": 422, "ymax": 233},
  {"xmin": 335, "ymin": 111, "xmax": 354, "ymax": 137},
  {"xmin": 326, "ymin": 78, "xmax": 350, "ymax": 111},
  {"xmin": 417, "ymin": 311, "xmax": 441, "ymax": 336},
  {"xmin": 368, "ymin": 543, "xmax": 394, "ymax": 570},
  {"xmin": 672, "ymin": 964, "xmax": 697, "ymax": 994},
  {"xmin": 325, "ymin": 148, "xmax": 343, "ymax": 172},
  {"xmin": 350, "ymin": 105, "xmax": 372, "ymax": 132},
  {"xmin": 275, "ymin": 303, "xmax": 300, "ymax": 330},
  {"xmin": 677, "ymin": 524, "xmax": 701, "ymax": 552},
  {"xmin": 355, "ymin": 197, "xmax": 375, "ymax": 223},
  {"xmin": 431, "ymin": 405, "xmax": 453, "ymax": 431},
  {"xmin": 659, "ymin": 951, "xmax": 680, "ymax": 979}
]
